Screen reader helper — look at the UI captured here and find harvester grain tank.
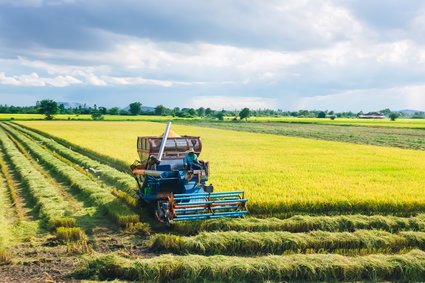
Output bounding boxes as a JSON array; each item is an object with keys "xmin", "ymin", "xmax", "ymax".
[{"xmin": 131, "ymin": 122, "xmax": 248, "ymax": 223}]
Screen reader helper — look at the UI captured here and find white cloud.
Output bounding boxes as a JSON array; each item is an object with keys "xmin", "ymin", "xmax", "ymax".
[
  {"xmin": 190, "ymin": 96, "xmax": 278, "ymax": 110},
  {"xmin": 297, "ymin": 85, "xmax": 425, "ymax": 112},
  {"xmin": 0, "ymin": 0, "xmax": 74, "ymax": 7},
  {"xmin": 0, "ymin": 72, "xmax": 82, "ymax": 87}
]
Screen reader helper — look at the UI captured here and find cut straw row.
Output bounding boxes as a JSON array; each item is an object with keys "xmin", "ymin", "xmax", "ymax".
[
  {"xmin": 0, "ymin": 128, "xmax": 73, "ymax": 228},
  {"xmin": 2, "ymin": 124, "xmax": 150, "ymax": 234},
  {"xmin": 75, "ymin": 249, "xmax": 425, "ymax": 282},
  {"xmin": 8, "ymin": 122, "xmax": 135, "ymax": 195},
  {"xmin": 149, "ymin": 230, "xmax": 425, "ymax": 255},
  {"xmin": 174, "ymin": 214, "xmax": 425, "ymax": 234}
]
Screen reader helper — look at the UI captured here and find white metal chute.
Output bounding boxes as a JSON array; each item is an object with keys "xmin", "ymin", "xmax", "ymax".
[{"xmin": 157, "ymin": 122, "xmax": 171, "ymax": 162}]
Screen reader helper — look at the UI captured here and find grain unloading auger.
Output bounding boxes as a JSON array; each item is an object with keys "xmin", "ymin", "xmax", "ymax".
[{"xmin": 131, "ymin": 122, "xmax": 248, "ymax": 224}]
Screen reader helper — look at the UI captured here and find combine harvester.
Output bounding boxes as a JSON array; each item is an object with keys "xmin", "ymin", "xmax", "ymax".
[{"xmin": 131, "ymin": 122, "xmax": 248, "ymax": 224}]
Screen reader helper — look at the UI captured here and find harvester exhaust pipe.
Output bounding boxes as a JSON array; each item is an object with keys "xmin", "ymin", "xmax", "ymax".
[{"xmin": 157, "ymin": 122, "xmax": 171, "ymax": 162}]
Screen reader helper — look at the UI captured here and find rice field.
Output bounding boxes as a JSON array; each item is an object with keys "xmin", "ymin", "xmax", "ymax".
[
  {"xmin": 2, "ymin": 120, "xmax": 425, "ymax": 282},
  {"xmin": 247, "ymin": 116, "xmax": 425, "ymax": 128},
  {"xmin": 17, "ymin": 120, "xmax": 425, "ymax": 216},
  {"xmin": 3, "ymin": 113, "xmax": 425, "ymax": 128},
  {"xmin": 0, "ymin": 113, "xmax": 198, "ymax": 121}
]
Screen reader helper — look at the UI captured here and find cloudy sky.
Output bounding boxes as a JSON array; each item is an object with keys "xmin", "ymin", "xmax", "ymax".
[{"xmin": 1, "ymin": 0, "xmax": 425, "ymax": 111}]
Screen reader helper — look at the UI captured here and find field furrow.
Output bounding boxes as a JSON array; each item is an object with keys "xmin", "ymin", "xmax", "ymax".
[
  {"xmin": 76, "ymin": 250, "xmax": 425, "ymax": 282},
  {"xmin": 1, "ymin": 124, "xmax": 150, "ymax": 234}
]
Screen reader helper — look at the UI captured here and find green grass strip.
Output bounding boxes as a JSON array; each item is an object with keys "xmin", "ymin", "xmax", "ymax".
[
  {"xmin": 8, "ymin": 122, "xmax": 136, "ymax": 196},
  {"xmin": 0, "ymin": 128, "xmax": 72, "ymax": 227},
  {"xmin": 75, "ymin": 249, "xmax": 425, "ymax": 282},
  {"xmin": 175, "ymin": 214, "xmax": 425, "ymax": 234},
  {"xmin": 2, "ymin": 124, "xmax": 142, "ymax": 229},
  {"xmin": 149, "ymin": 230, "xmax": 425, "ymax": 255}
]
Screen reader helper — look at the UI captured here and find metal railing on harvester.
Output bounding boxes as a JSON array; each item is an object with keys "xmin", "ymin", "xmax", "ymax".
[{"xmin": 165, "ymin": 191, "xmax": 248, "ymax": 221}]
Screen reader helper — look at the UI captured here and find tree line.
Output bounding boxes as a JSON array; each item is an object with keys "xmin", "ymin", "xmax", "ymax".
[{"xmin": 0, "ymin": 99, "xmax": 423, "ymax": 120}]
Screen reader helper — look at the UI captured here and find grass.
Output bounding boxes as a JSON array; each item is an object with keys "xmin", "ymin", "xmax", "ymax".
[
  {"xmin": 245, "ymin": 117, "xmax": 425, "ymax": 128},
  {"xmin": 174, "ymin": 214, "xmax": 425, "ymax": 234},
  {"xmin": 1, "ymin": 123, "xmax": 148, "ymax": 231},
  {"xmin": 177, "ymin": 120, "xmax": 425, "ymax": 151},
  {"xmin": 149, "ymin": 230, "xmax": 425, "ymax": 255},
  {"xmin": 17, "ymin": 120, "xmax": 425, "ymax": 217},
  {"xmin": 75, "ymin": 249, "xmax": 425, "ymax": 282}
]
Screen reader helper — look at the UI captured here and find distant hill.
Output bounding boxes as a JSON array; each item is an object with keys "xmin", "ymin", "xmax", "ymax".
[
  {"xmin": 122, "ymin": 105, "xmax": 155, "ymax": 111},
  {"xmin": 398, "ymin": 109, "xmax": 425, "ymax": 114},
  {"xmin": 57, "ymin": 102, "xmax": 84, "ymax": 109}
]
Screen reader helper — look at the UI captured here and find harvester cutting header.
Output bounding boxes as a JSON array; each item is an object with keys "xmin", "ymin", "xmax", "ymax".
[{"xmin": 131, "ymin": 122, "xmax": 248, "ymax": 224}]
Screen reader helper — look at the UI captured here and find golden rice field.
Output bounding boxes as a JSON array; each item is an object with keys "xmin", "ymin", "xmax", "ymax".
[
  {"xmin": 0, "ymin": 113, "xmax": 197, "ymax": 121},
  {"xmin": 2, "ymin": 113, "xmax": 425, "ymax": 128},
  {"xmin": 17, "ymin": 121, "xmax": 425, "ymax": 216}
]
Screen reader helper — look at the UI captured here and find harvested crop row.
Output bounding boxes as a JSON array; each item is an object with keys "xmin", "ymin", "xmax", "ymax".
[
  {"xmin": 76, "ymin": 249, "xmax": 425, "ymax": 282},
  {"xmin": 149, "ymin": 230, "xmax": 425, "ymax": 255},
  {"xmin": 8, "ymin": 122, "xmax": 133, "ymax": 193},
  {"xmin": 175, "ymin": 214, "xmax": 425, "ymax": 234},
  {"xmin": 0, "ymin": 128, "xmax": 74, "ymax": 228},
  {"xmin": 2, "ymin": 124, "xmax": 149, "ymax": 234},
  {"xmin": 0, "ymin": 150, "xmax": 25, "ymax": 220},
  {"xmin": 0, "ymin": 160, "xmax": 13, "ymax": 263}
]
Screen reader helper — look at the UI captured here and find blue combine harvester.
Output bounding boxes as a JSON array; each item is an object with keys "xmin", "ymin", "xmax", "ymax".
[{"xmin": 131, "ymin": 122, "xmax": 248, "ymax": 224}]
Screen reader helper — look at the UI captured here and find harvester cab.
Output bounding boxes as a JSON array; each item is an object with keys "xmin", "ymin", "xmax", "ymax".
[{"xmin": 131, "ymin": 122, "xmax": 248, "ymax": 224}]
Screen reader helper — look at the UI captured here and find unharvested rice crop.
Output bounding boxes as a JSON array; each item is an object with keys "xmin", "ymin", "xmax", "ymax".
[{"xmin": 17, "ymin": 121, "xmax": 425, "ymax": 216}]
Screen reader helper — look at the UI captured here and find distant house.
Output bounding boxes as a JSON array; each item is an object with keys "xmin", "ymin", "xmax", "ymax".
[{"xmin": 358, "ymin": 112, "xmax": 386, "ymax": 119}]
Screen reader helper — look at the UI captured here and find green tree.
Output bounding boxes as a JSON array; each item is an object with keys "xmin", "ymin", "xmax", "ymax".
[
  {"xmin": 215, "ymin": 112, "xmax": 224, "ymax": 120},
  {"xmin": 239, "ymin": 107, "xmax": 251, "ymax": 120},
  {"xmin": 58, "ymin": 104, "xmax": 66, "ymax": 114},
  {"xmin": 155, "ymin": 105, "xmax": 167, "ymax": 116},
  {"xmin": 129, "ymin": 102, "xmax": 142, "ymax": 115},
  {"xmin": 205, "ymin": 107, "xmax": 213, "ymax": 116},
  {"xmin": 91, "ymin": 111, "xmax": 104, "ymax": 120},
  {"xmin": 380, "ymin": 108, "xmax": 392, "ymax": 116},
  {"xmin": 389, "ymin": 113, "xmax": 399, "ymax": 121},
  {"xmin": 197, "ymin": 107, "xmax": 205, "ymax": 117},
  {"xmin": 37, "ymin": 99, "xmax": 58, "ymax": 120},
  {"xmin": 317, "ymin": 111, "xmax": 326, "ymax": 118},
  {"xmin": 188, "ymin": 108, "xmax": 197, "ymax": 117},
  {"xmin": 172, "ymin": 107, "xmax": 180, "ymax": 117},
  {"xmin": 108, "ymin": 107, "xmax": 120, "ymax": 115}
]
